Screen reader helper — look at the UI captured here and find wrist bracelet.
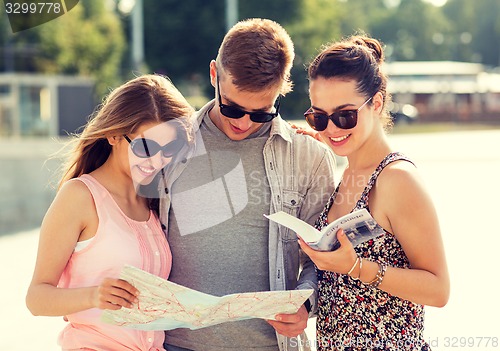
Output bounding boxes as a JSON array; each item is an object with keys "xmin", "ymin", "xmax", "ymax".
[
  {"xmin": 366, "ymin": 262, "xmax": 387, "ymax": 288},
  {"xmin": 347, "ymin": 256, "xmax": 359, "ymax": 276},
  {"xmin": 355, "ymin": 258, "xmax": 363, "ymax": 280}
]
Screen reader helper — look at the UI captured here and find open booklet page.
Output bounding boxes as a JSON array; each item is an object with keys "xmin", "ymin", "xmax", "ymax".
[
  {"xmin": 265, "ymin": 208, "xmax": 385, "ymax": 251},
  {"xmin": 101, "ymin": 265, "xmax": 313, "ymax": 331}
]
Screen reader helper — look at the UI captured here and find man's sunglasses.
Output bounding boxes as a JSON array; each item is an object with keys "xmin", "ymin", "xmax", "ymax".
[
  {"xmin": 217, "ymin": 75, "xmax": 281, "ymax": 123},
  {"xmin": 124, "ymin": 135, "xmax": 185, "ymax": 158},
  {"xmin": 304, "ymin": 96, "xmax": 373, "ymax": 131}
]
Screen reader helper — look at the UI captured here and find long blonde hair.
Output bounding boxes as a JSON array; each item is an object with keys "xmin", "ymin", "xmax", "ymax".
[{"xmin": 59, "ymin": 74, "xmax": 194, "ymax": 189}]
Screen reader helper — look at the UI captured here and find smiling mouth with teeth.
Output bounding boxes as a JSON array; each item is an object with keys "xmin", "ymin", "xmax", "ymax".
[
  {"xmin": 330, "ymin": 134, "xmax": 351, "ymax": 142},
  {"xmin": 138, "ymin": 165, "xmax": 156, "ymax": 175}
]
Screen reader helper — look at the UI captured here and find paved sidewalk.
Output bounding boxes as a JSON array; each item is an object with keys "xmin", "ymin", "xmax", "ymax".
[
  {"xmin": 0, "ymin": 229, "xmax": 66, "ymax": 350},
  {"xmin": 2, "ymin": 129, "xmax": 500, "ymax": 351}
]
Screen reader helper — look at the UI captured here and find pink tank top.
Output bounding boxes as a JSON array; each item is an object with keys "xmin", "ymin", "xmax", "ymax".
[{"xmin": 57, "ymin": 174, "xmax": 171, "ymax": 351}]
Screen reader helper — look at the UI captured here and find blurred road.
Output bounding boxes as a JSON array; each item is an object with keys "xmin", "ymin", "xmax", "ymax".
[{"xmin": 1, "ymin": 129, "xmax": 499, "ymax": 351}]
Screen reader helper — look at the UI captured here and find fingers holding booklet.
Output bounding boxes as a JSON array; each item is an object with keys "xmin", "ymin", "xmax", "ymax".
[{"xmin": 264, "ymin": 208, "xmax": 385, "ymax": 251}]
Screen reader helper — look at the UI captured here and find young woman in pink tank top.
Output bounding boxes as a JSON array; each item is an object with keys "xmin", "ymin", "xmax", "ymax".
[{"xmin": 26, "ymin": 74, "xmax": 194, "ymax": 351}]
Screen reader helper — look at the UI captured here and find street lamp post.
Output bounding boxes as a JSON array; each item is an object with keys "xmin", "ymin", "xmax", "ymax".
[
  {"xmin": 131, "ymin": 0, "xmax": 144, "ymax": 72},
  {"xmin": 226, "ymin": 0, "xmax": 238, "ymax": 32}
]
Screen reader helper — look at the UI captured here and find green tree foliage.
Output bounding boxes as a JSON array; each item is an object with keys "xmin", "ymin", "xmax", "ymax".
[
  {"xmin": 239, "ymin": 0, "xmax": 301, "ymax": 24},
  {"xmin": 142, "ymin": 0, "xmax": 225, "ymax": 92},
  {"xmin": 335, "ymin": 0, "xmax": 388, "ymax": 37},
  {"xmin": 34, "ymin": 1, "xmax": 125, "ymax": 98},
  {"xmin": 368, "ymin": 0, "xmax": 452, "ymax": 62},
  {"xmin": 288, "ymin": 0, "xmax": 343, "ymax": 65},
  {"xmin": 0, "ymin": 1, "xmax": 125, "ymax": 99},
  {"xmin": 142, "ymin": 0, "xmax": 301, "ymax": 100},
  {"xmin": 2, "ymin": 0, "xmax": 500, "ymax": 116},
  {"xmin": 439, "ymin": 0, "xmax": 476, "ymax": 62},
  {"xmin": 284, "ymin": 0, "xmax": 343, "ymax": 116},
  {"xmin": 0, "ymin": 8, "xmax": 43, "ymax": 72},
  {"xmin": 443, "ymin": 0, "xmax": 500, "ymax": 66}
]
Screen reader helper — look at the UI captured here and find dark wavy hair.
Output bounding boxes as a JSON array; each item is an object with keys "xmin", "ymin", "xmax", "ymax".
[{"xmin": 308, "ymin": 33, "xmax": 392, "ymax": 129}]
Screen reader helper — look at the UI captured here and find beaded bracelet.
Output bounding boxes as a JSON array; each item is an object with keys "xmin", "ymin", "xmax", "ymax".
[{"xmin": 366, "ymin": 262, "xmax": 387, "ymax": 288}]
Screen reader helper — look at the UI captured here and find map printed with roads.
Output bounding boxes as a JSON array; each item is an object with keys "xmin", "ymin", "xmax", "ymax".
[{"xmin": 101, "ymin": 265, "xmax": 313, "ymax": 331}]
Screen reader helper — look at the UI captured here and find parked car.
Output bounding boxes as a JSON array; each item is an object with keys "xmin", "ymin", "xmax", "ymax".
[{"xmin": 389, "ymin": 102, "xmax": 419, "ymax": 124}]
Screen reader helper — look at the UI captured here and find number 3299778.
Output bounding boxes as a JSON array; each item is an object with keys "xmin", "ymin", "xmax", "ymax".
[
  {"xmin": 443, "ymin": 337, "xmax": 498, "ymax": 348},
  {"xmin": 5, "ymin": 2, "xmax": 63, "ymax": 14}
]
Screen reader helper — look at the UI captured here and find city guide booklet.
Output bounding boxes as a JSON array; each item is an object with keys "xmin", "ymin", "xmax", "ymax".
[
  {"xmin": 101, "ymin": 265, "xmax": 313, "ymax": 331},
  {"xmin": 265, "ymin": 208, "xmax": 385, "ymax": 251}
]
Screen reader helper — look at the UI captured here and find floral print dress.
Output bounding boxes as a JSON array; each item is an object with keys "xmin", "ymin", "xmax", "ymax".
[{"xmin": 315, "ymin": 152, "xmax": 430, "ymax": 351}]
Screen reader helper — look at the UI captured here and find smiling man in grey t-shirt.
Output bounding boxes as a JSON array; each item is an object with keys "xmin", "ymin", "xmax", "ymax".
[{"xmin": 160, "ymin": 18, "xmax": 335, "ymax": 351}]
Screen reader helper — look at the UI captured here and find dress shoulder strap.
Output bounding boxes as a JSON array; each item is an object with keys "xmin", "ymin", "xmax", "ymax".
[
  {"xmin": 73, "ymin": 174, "xmax": 117, "ymax": 219},
  {"xmin": 76, "ymin": 174, "xmax": 108, "ymax": 203},
  {"xmin": 355, "ymin": 152, "xmax": 414, "ymax": 210}
]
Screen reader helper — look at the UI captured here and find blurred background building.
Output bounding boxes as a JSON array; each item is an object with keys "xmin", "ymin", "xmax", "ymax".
[
  {"xmin": 0, "ymin": 73, "xmax": 94, "ymax": 137},
  {"xmin": 1, "ymin": 0, "xmax": 499, "ymax": 235},
  {"xmin": 385, "ymin": 61, "xmax": 500, "ymax": 123}
]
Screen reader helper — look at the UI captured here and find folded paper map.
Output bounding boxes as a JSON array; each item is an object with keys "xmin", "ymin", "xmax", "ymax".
[{"xmin": 101, "ymin": 265, "xmax": 313, "ymax": 331}]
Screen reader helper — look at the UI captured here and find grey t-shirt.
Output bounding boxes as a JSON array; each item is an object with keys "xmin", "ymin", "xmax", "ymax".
[{"xmin": 165, "ymin": 112, "xmax": 278, "ymax": 350}]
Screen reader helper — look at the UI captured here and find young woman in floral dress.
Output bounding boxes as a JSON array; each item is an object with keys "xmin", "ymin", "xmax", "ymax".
[{"xmin": 298, "ymin": 35, "xmax": 450, "ymax": 350}]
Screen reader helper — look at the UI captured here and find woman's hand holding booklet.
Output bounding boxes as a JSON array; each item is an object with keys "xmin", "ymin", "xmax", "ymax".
[{"xmin": 264, "ymin": 208, "xmax": 385, "ymax": 251}]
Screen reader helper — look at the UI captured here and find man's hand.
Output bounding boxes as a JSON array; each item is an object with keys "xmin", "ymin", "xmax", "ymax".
[{"xmin": 267, "ymin": 304, "xmax": 309, "ymax": 338}]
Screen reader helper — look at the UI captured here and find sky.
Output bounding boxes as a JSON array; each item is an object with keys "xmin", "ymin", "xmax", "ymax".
[
  {"xmin": 422, "ymin": 0, "xmax": 448, "ymax": 6},
  {"xmin": 384, "ymin": 0, "xmax": 448, "ymax": 7}
]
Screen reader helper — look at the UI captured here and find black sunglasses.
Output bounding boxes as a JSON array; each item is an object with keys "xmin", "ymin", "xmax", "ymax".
[
  {"xmin": 217, "ymin": 75, "xmax": 281, "ymax": 123},
  {"xmin": 124, "ymin": 135, "xmax": 185, "ymax": 158},
  {"xmin": 304, "ymin": 96, "xmax": 373, "ymax": 131}
]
